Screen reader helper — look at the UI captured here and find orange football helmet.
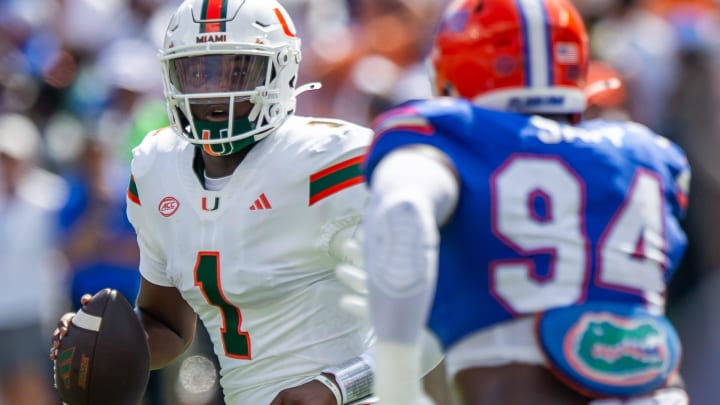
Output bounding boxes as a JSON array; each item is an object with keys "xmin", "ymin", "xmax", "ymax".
[{"xmin": 429, "ymin": 0, "xmax": 589, "ymax": 115}]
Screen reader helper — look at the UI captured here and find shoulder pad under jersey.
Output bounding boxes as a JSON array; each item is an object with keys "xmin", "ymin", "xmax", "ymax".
[
  {"xmin": 275, "ymin": 116, "xmax": 373, "ymax": 174},
  {"xmin": 130, "ymin": 126, "xmax": 181, "ymax": 178},
  {"xmin": 372, "ymin": 97, "xmax": 475, "ymax": 139}
]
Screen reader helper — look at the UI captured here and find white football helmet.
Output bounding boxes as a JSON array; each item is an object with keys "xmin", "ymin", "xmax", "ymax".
[{"xmin": 159, "ymin": 0, "xmax": 319, "ymax": 156}]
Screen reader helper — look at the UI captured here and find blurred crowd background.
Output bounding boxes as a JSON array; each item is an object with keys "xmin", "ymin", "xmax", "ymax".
[{"xmin": 1, "ymin": 0, "xmax": 720, "ymax": 404}]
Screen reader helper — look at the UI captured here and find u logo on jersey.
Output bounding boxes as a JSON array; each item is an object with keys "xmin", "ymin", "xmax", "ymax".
[{"xmin": 202, "ymin": 196, "xmax": 220, "ymax": 211}]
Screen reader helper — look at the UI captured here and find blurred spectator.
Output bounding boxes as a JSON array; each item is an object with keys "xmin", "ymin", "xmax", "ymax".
[
  {"xmin": 57, "ymin": 134, "xmax": 140, "ymax": 311},
  {"xmin": 652, "ymin": 4, "xmax": 720, "ymax": 405},
  {"xmin": 298, "ymin": 0, "xmax": 446, "ymax": 124},
  {"xmin": 92, "ymin": 37, "xmax": 167, "ymax": 161},
  {"xmin": 583, "ymin": 60, "xmax": 629, "ymax": 121},
  {"xmin": 0, "ymin": 113, "xmax": 67, "ymax": 405},
  {"xmin": 590, "ymin": 0, "xmax": 680, "ymax": 130}
]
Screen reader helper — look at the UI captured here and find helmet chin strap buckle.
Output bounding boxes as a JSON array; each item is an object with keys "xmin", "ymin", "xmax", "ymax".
[
  {"xmin": 248, "ymin": 101, "xmax": 262, "ymax": 122},
  {"xmin": 248, "ymin": 87, "xmax": 269, "ymax": 122},
  {"xmin": 246, "ymin": 82, "xmax": 321, "ymax": 125},
  {"xmin": 295, "ymin": 82, "xmax": 322, "ymax": 96}
]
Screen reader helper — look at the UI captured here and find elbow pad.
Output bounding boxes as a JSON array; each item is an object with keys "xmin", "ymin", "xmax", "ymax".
[
  {"xmin": 364, "ymin": 192, "xmax": 439, "ymax": 297},
  {"xmin": 364, "ymin": 148, "xmax": 456, "ymax": 297},
  {"xmin": 364, "ymin": 148, "xmax": 456, "ymax": 343}
]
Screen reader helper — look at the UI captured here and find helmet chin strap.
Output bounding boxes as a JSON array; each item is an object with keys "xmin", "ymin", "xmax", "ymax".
[
  {"xmin": 247, "ymin": 81, "xmax": 322, "ymax": 122},
  {"xmin": 248, "ymin": 86, "xmax": 268, "ymax": 122},
  {"xmin": 295, "ymin": 82, "xmax": 322, "ymax": 96},
  {"xmin": 248, "ymin": 100, "xmax": 263, "ymax": 123}
]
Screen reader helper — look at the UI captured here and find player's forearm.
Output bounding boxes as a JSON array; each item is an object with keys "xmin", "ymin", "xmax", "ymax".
[
  {"xmin": 136, "ymin": 308, "xmax": 196, "ymax": 369},
  {"xmin": 365, "ymin": 149, "xmax": 456, "ymax": 344},
  {"xmin": 134, "ymin": 278, "xmax": 197, "ymax": 369},
  {"xmin": 363, "ymin": 148, "xmax": 455, "ymax": 404}
]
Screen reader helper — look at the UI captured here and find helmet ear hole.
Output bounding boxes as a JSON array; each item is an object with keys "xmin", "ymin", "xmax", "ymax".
[
  {"xmin": 277, "ymin": 49, "xmax": 290, "ymax": 66},
  {"xmin": 270, "ymin": 104, "xmax": 281, "ymax": 119}
]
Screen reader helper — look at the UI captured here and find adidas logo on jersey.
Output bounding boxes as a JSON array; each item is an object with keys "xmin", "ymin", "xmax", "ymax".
[{"xmin": 249, "ymin": 193, "xmax": 272, "ymax": 211}]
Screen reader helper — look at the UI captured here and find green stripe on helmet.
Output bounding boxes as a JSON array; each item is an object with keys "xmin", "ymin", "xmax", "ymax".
[{"xmin": 200, "ymin": 0, "xmax": 229, "ymax": 33}]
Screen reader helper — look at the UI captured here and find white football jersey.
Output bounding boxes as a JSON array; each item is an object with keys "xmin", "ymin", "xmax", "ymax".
[{"xmin": 127, "ymin": 116, "xmax": 374, "ymax": 404}]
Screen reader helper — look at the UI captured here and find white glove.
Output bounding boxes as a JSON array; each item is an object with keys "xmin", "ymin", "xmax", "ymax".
[{"xmin": 335, "ymin": 260, "xmax": 370, "ymax": 319}]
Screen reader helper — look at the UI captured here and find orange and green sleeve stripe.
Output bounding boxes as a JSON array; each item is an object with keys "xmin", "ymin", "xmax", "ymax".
[
  {"xmin": 128, "ymin": 175, "xmax": 141, "ymax": 206},
  {"xmin": 309, "ymin": 156, "xmax": 364, "ymax": 206}
]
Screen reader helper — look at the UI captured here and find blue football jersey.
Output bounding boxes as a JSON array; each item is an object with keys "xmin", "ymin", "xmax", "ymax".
[{"xmin": 365, "ymin": 98, "xmax": 690, "ymax": 350}]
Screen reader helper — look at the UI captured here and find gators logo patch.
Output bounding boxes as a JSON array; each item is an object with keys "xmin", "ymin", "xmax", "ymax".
[
  {"xmin": 536, "ymin": 302, "xmax": 681, "ymax": 398},
  {"xmin": 564, "ymin": 313, "xmax": 667, "ymax": 386}
]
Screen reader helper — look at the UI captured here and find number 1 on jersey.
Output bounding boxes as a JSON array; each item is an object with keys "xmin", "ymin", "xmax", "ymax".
[{"xmin": 194, "ymin": 252, "xmax": 251, "ymax": 359}]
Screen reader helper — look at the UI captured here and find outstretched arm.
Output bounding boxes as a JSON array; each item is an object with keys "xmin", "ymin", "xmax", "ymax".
[{"xmin": 364, "ymin": 145, "xmax": 458, "ymax": 404}]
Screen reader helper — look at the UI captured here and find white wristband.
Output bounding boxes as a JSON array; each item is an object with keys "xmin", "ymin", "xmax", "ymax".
[
  {"xmin": 313, "ymin": 374, "xmax": 342, "ymax": 405},
  {"xmin": 323, "ymin": 355, "xmax": 374, "ymax": 403}
]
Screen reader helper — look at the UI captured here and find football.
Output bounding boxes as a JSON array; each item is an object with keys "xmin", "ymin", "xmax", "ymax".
[{"xmin": 54, "ymin": 288, "xmax": 150, "ymax": 405}]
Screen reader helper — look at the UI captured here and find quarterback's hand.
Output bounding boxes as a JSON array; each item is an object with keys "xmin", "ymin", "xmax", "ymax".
[
  {"xmin": 49, "ymin": 294, "xmax": 92, "ymax": 360},
  {"xmin": 268, "ymin": 376, "xmax": 339, "ymax": 405}
]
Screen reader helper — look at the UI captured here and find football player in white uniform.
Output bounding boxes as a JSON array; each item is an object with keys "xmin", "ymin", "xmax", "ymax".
[{"xmin": 50, "ymin": 0, "xmax": 421, "ymax": 403}]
